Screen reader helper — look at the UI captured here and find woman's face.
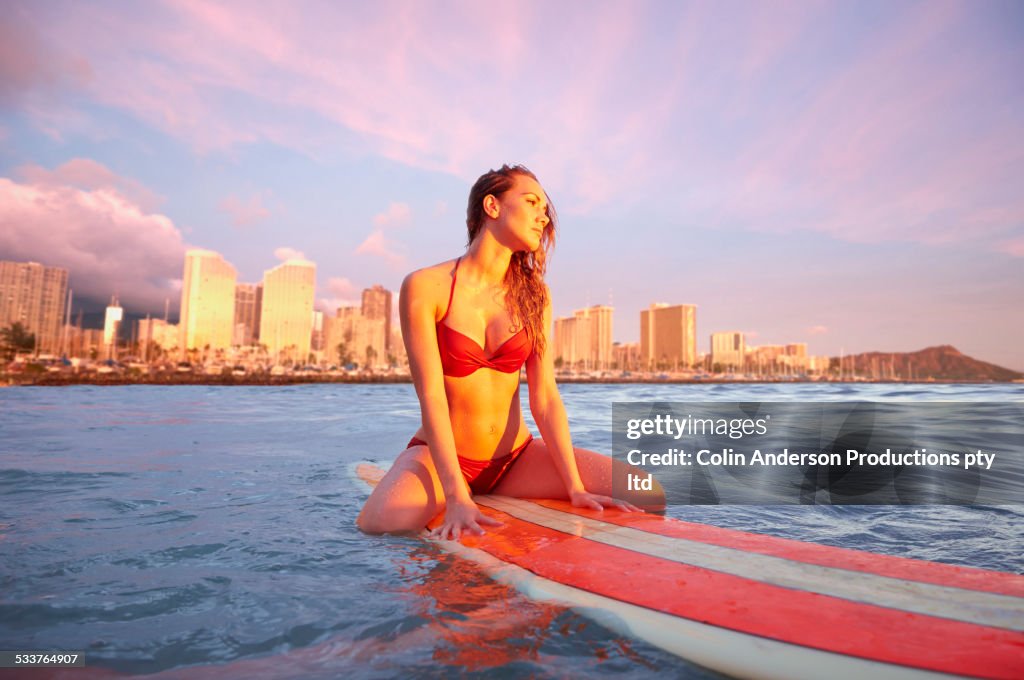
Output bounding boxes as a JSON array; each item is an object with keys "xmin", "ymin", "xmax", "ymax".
[{"xmin": 488, "ymin": 174, "xmax": 550, "ymax": 252}]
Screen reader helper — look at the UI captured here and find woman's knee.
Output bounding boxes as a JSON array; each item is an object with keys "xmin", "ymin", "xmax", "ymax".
[
  {"xmin": 355, "ymin": 508, "xmax": 383, "ymax": 533},
  {"xmin": 356, "ymin": 449, "xmax": 442, "ymax": 534}
]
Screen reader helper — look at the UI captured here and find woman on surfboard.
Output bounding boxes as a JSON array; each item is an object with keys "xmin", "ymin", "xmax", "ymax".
[{"xmin": 358, "ymin": 164, "xmax": 664, "ymax": 539}]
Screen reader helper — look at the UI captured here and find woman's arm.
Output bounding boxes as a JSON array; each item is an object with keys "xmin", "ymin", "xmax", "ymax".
[
  {"xmin": 400, "ymin": 268, "xmax": 501, "ymax": 539},
  {"xmin": 525, "ymin": 292, "xmax": 635, "ymax": 511}
]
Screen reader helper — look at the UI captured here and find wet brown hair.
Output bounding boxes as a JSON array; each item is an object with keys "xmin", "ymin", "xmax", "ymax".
[{"xmin": 466, "ymin": 164, "xmax": 556, "ymax": 355}]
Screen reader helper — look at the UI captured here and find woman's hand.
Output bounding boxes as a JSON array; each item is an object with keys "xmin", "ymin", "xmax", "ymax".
[
  {"xmin": 429, "ymin": 497, "xmax": 503, "ymax": 541},
  {"xmin": 569, "ymin": 489, "xmax": 640, "ymax": 513}
]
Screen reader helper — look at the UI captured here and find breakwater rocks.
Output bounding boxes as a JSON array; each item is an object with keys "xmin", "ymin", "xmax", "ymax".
[{"xmin": 4, "ymin": 372, "xmax": 1016, "ymax": 387}]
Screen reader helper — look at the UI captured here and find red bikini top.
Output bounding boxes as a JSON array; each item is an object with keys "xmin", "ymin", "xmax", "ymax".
[{"xmin": 436, "ymin": 258, "xmax": 532, "ymax": 378}]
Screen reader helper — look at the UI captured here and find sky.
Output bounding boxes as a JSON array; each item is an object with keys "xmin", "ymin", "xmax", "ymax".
[{"xmin": 1, "ymin": 0, "xmax": 1022, "ymax": 370}]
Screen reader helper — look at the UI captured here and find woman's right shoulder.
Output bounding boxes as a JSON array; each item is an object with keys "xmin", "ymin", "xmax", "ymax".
[
  {"xmin": 403, "ymin": 259, "xmax": 457, "ymax": 291},
  {"xmin": 401, "ymin": 259, "xmax": 458, "ymax": 306}
]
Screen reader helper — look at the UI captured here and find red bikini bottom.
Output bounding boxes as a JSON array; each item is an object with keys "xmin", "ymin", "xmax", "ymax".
[{"xmin": 406, "ymin": 435, "xmax": 534, "ymax": 495}]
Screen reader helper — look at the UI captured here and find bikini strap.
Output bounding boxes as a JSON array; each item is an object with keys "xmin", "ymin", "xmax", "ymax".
[{"xmin": 438, "ymin": 257, "xmax": 460, "ymax": 323}]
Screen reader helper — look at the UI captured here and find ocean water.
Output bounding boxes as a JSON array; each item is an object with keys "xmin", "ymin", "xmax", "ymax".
[{"xmin": 1, "ymin": 383, "xmax": 1022, "ymax": 678}]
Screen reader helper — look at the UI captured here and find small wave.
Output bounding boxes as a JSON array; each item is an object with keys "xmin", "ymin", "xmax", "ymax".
[
  {"xmin": 0, "ymin": 581, "xmax": 223, "ymax": 628},
  {"xmin": 98, "ymin": 498, "xmax": 166, "ymax": 514}
]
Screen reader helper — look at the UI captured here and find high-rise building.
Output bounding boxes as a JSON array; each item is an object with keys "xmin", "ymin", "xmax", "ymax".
[
  {"xmin": 784, "ymin": 343, "xmax": 809, "ymax": 372},
  {"xmin": 552, "ymin": 305, "xmax": 614, "ymax": 370},
  {"xmin": 64, "ymin": 325, "xmax": 104, "ymax": 360},
  {"xmin": 361, "ymin": 285, "xmax": 393, "ymax": 353},
  {"xmin": 786, "ymin": 343, "xmax": 808, "ymax": 359},
  {"xmin": 583, "ymin": 305, "xmax": 613, "ymax": 369},
  {"xmin": 640, "ymin": 303, "xmax": 697, "ymax": 370},
  {"xmin": 311, "ymin": 310, "xmax": 324, "ymax": 353},
  {"xmin": 0, "ymin": 260, "xmax": 69, "ymax": 354},
  {"xmin": 260, "ymin": 259, "xmax": 316, "ymax": 362},
  {"xmin": 613, "ymin": 342, "xmax": 640, "ymax": 372},
  {"xmin": 710, "ymin": 331, "xmax": 745, "ymax": 370},
  {"xmin": 325, "ymin": 306, "xmax": 386, "ymax": 368},
  {"xmin": 179, "ymin": 249, "xmax": 237, "ymax": 354},
  {"xmin": 553, "ymin": 315, "xmax": 582, "ymax": 368},
  {"xmin": 137, "ymin": 318, "xmax": 179, "ymax": 358},
  {"xmin": 807, "ymin": 355, "xmax": 830, "ymax": 374},
  {"xmin": 747, "ymin": 344, "xmax": 786, "ymax": 375},
  {"xmin": 103, "ymin": 296, "xmax": 123, "ymax": 360},
  {"xmin": 233, "ymin": 282, "xmax": 262, "ymax": 346}
]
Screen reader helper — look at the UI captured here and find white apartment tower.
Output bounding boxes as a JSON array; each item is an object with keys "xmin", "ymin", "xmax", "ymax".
[
  {"xmin": 0, "ymin": 260, "xmax": 69, "ymax": 353},
  {"xmin": 710, "ymin": 331, "xmax": 745, "ymax": 370},
  {"xmin": 179, "ymin": 249, "xmax": 237, "ymax": 354},
  {"xmin": 260, "ymin": 259, "xmax": 316, "ymax": 362},
  {"xmin": 324, "ymin": 306, "xmax": 386, "ymax": 368},
  {"xmin": 361, "ymin": 285, "xmax": 393, "ymax": 353},
  {"xmin": 640, "ymin": 303, "xmax": 697, "ymax": 370},
  {"xmin": 553, "ymin": 314, "xmax": 582, "ymax": 368},
  {"xmin": 103, "ymin": 296, "xmax": 123, "ymax": 360},
  {"xmin": 553, "ymin": 305, "xmax": 614, "ymax": 370},
  {"xmin": 584, "ymin": 305, "xmax": 613, "ymax": 370}
]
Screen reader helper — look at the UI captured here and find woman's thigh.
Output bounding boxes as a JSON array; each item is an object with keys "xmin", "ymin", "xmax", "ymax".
[
  {"xmin": 491, "ymin": 439, "xmax": 665, "ymax": 509},
  {"xmin": 356, "ymin": 444, "xmax": 446, "ymax": 534}
]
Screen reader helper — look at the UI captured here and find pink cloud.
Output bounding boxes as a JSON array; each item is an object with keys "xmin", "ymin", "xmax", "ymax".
[
  {"xmin": 13, "ymin": 0, "xmax": 1022, "ymax": 253},
  {"xmin": 807, "ymin": 325, "xmax": 829, "ymax": 336},
  {"xmin": 315, "ymin": 276, "xmax": 359, "ymax": 314},
  {"xmin": 372, "ymin": 202, "xmax": 411, "ymax": 229},
  {"xmin": 326, "ymin": 276, "xmax": 357, "ymax": 298},
  {"xmin": 9, "ymin": 2, "xmax": 668, "ymax": 213},
  {"xmin": 998, "ymin": 238, "xmax": 1024, "ymax": 258},
  {"xmin": 0, "ymin": 11, "xmax": 92, "ymax": 104},
  {"xmin": 22, "ymin": 1, "xmax": 647, "ymax": 187},
  {"xmin": 31, "ymin": 1, "xmax": 484, "ymax": 162},
  {"xmin": 355, "ymin": 229, "xmax": 405, "ymax": 267},
  {"xmin": 717, "ymin": 1, "xmax": 1024, "ymax": 254},
  {"xmin": 736, "ymin": 2, "xmax": 823, "ymax": 78},
  {"xmin": 219, "ymin": 192, "xmax": 271, "ymax": 228},
  {"xmin": 0, "ymin": 168, "xmax": 185, "ymax": 311},
  {"xmin": 273, "ymin": 246, "xmax": 306, "ymax": 262},
  {"xmin": 17, "ymin": 158, "xmax": 164, "ymax": 212}
]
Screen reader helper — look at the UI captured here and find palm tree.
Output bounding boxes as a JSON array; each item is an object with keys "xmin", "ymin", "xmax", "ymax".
[
  {"xmin": 336, "ymin": 342, "xmax": 353, "ymax": 366},
  {"xmin": 1, "ymin": 322, "xmax": 36, "ymax": 360}
]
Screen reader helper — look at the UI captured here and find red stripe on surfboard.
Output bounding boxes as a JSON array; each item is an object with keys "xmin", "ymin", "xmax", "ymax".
[
  {"xmin": 531, "ymin": 499, "xmax": 1024, "ymax": 598},
  {"xmin": 464, "ymin": 504, "xmax": 1024, "ymax": 680}
]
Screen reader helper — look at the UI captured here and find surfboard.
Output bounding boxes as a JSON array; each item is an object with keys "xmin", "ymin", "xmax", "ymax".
[{"xmin": 353, "ymin": 461, "xmax": 1024, "ymax": 679}]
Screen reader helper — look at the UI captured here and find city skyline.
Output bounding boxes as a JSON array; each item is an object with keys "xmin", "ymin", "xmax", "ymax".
[
  {"xmin": 0, "ymin": 253, "xmax": 1014, "ymax": 380},
  {"xmin": 1, "ymin": 1, "xmax": 1021, "ymax": 370}
]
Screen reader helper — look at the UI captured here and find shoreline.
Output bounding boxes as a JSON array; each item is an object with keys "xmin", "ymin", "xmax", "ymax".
[{"xmin": 3, "ymin": 374, "xmax": 1020, "ymax": 387}]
